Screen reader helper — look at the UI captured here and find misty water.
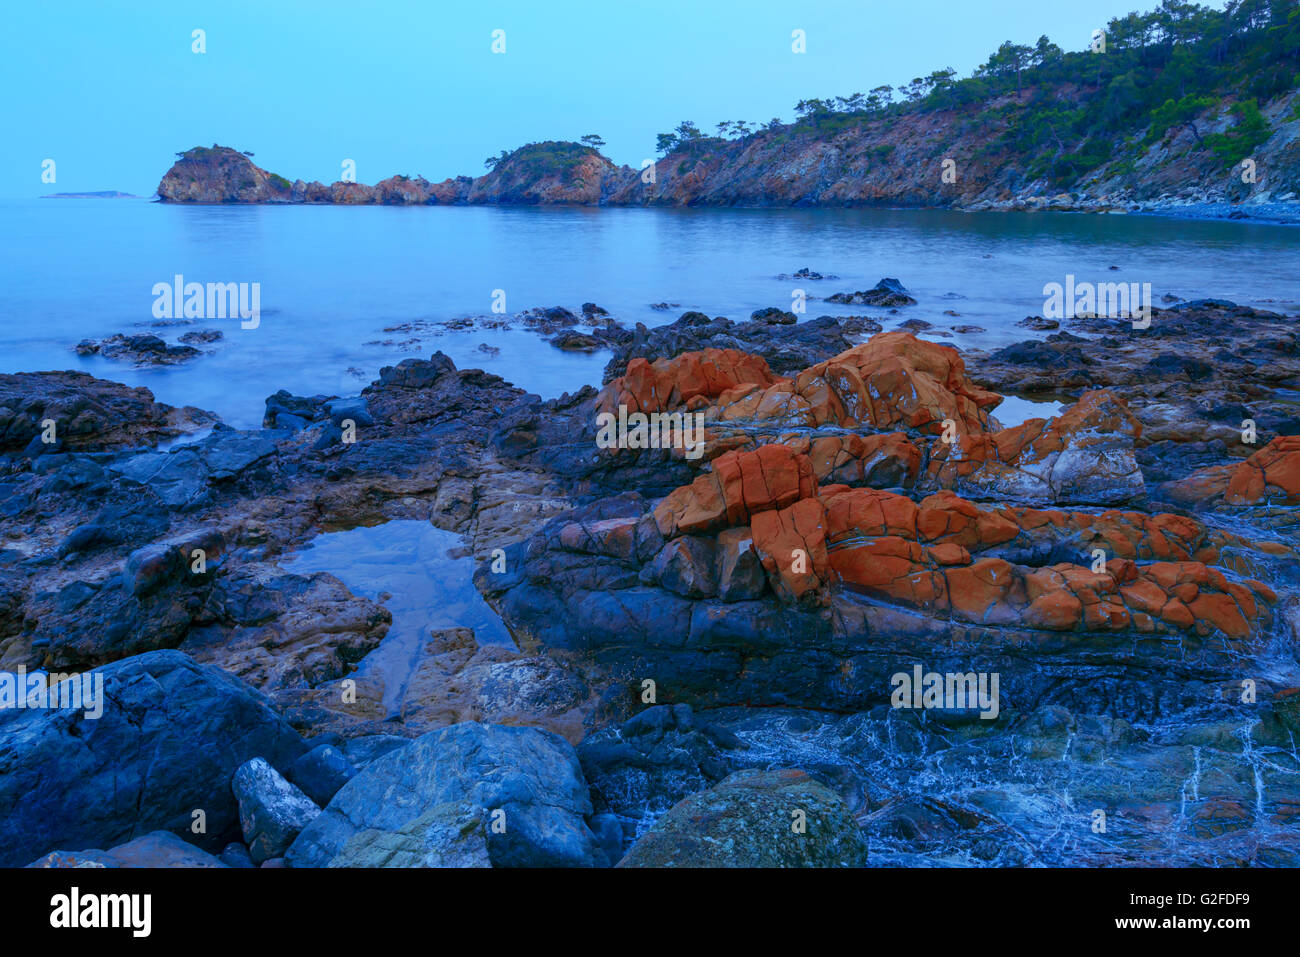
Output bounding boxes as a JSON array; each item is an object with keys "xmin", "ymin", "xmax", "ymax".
[{"xmin": 4, "ymin": 198, "xmax": 1299, "ymax": 428}]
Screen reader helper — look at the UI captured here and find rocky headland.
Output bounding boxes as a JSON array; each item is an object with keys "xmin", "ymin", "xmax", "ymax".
[{"xmin": 155, "ymin": 12, "xmax": 1300, "ymax": 221}]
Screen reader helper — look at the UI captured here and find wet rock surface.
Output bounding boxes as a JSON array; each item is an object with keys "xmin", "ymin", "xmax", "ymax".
[
  {"xmin": 0, "ymin": 651, "xmax": 305, "ymax": 867},
  {"xmin": 3, "ymin": 294, "xmax": 1299, "ymax": 866},
  {"xmin": 619, "ymin": 767, "xmax": 867, "ymax": 867},
  {"xmin": 287, "ymin": 722, "xmax": 604, "ymax": 868}
]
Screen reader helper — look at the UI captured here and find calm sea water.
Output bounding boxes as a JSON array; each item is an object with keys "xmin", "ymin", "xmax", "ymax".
[{"xmin": 3, "ymin": 198, "xmax": 1298, "ymax": 428}]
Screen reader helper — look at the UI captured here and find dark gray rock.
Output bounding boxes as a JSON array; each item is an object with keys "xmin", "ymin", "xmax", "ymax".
[
  {"xmin": 287, "ymin": 722, "xmax": 602, "ymax": 868},
  {"xmin": 339, "ymin": 734, "xmax": 412, "ymax": 768},
  {"xmin": 219, "ymin": 842, "xmax": 256, "ymax": 868},
  {"xmin": 578, "ymin": 704, "xmax": 745, "ymax": 829},
  {"xmin": 827, "ymin": 277, "xmax": 916, "ymax": 307},
  {"xmin": 287, "ymin": 743, "xmax": 356, "ymax": 807},
  {"xmin": 232, "ymin": 757, "xmax": 320, "ymax": 863},
  {"xmin": 30, "ymin": 831, "xmax": 227, "ymax": 868},
  {"xmin": 0, "ymin": 650, "xmax": 305, "ymax": 867},
  {"xmin": 618, "ymin": 768, "xmax": 867, "ymax": 867},
  {"xmin": 329, "ymin": 801, "xmax": 491, "ymax": 868}
]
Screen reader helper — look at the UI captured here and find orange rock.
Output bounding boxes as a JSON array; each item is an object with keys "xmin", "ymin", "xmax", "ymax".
[
  {"xmin": 1083, "ymin": 597, "xmax": 1131, "ymax": 631},
  {"xmin": 823, "ymin": 487, "xmax": 919, "ymax": 542},
  {"xmin": 1224, "ymin": 435, "xmax": 1300, "ymax": 505},
  {"xmin": 1166, "ymin": 435, "xmax": 1300, "ymax": 507},
  {"xmin": 653, "ymin": 444, "xmax": 817, "ymax": 537},
  {"xmin": 1120, "ymin": 579, "xmax": 1167, "ymax": 616},
  {"xmin": 926, "ymin": 389, "xmax": 1143, "ymax": 504},
  {"xmin": 599, "ymin": 348, "xmax": 782, "ymax": 415},
  {"xmin": 830, "ymin": 537, "xmax": 948, "ymax": 611},
  {"xmin": 1159, "ymin": 598, "xmax": 1195, "ymax": 629},
  {"xmin": 799, "ymin": 432, "xmax": 922, "ymax": 487},
  {"xmin": 1188, "ymin": 592, "xmax": 1250, "ymax": 639},
  {"xmin": 750, "ymin": 497, "xmax": 829, "ymax": 602},
  {"xmin": 1024, "ymin": 589, "xmax": 1083, "ymax": 630},
  {"xmin": 926, "ymin": 542, "xmax": 971, "ymax": 565},
  {"xmin": 711, "ymin": 331, "xmax": 1001, "ymax": 436},
  {"xmin": 944, "ymin": 558, "xmax": 1023, "ymax": 625},
  {"xmin": 916, "ymin": 491, "xmax": 1020, "ymax": 549}
]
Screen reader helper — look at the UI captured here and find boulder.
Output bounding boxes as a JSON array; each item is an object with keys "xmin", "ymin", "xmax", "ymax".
[
  {"xmin": 1165, "ymin": 435, "xmax": 1300, "ymax": 506},
  {"xmin": 927, "ymin": 389, "xmax": 1145, "ymax": 505},
  {"xmin": 708, "ymin": 332, "xmax": 1001, "ymax": 437},
  {"xmin": 329, "ymin": 801, "xmax": 491, "ymax": 868},
  {"xmin": 827, "ymin": 277, "xmax": 916, "ymax": 307},
  {"xmin": 0, "ymin": 650, "xmax": 305, "ymax": 867},
  {"xmin": 653, "ymin": 444, "xmax": 817, "ymax": 538},
  {"xmin": 286, "ymin": 744, "xmax": 357, "ymax": 808},
  {"xmin": 232, "ymin": 757, "xmax": 321, "ymax": 863},
  {"xmin": 29, "ymin": 831, "xmax": 227, "ymax": 868},
  {"xmin": 598, "ymin": 348, "xmax": 781, "ymax": 416},
  {"xmin": 287, "ymin": 722, "xmax": 603, "ymax": 868},
  {"xmin": 618, "ymin": 768, "xmax": 867, "ymax": 867}
]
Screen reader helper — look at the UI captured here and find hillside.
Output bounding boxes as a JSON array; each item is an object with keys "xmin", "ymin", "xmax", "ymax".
[{"xmin": 158, "ymin": 1, "xmax": 1300, "ymax": 216}]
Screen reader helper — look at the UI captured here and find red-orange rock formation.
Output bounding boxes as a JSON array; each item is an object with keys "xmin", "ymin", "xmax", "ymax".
[
  {"xmin": 1164, "ymin": 435, "xmax": 1300, "ymax": 506},
  {"xmin": 652, "ymin": 444, "xmax": 817, "ymax": 538},
  {"xmin": 598, "ymin": 349, "xmax": 781, "ymax": 416}
]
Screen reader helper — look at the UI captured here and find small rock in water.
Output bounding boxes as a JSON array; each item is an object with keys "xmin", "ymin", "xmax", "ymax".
[
  {"xmin": 751, "ymin": 306, "xmax": 798, "ymax": 325},
  {"xmin": 178, "ymin": 329, "xmax": 223, "ymax": 344}
]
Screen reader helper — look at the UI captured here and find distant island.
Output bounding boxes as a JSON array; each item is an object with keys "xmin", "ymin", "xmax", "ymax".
[
  {"xmin": 42, "ymin": 190, "xmax": 141, "ymax": 199},
  {"xmin": 156, "ymin": 3, "xmax": 1299, "ymax": 217}
]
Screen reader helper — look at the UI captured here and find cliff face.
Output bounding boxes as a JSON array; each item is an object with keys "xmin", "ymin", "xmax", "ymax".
[
  {"xmin": 606, "ymin": 106, "xmax": 1024, "ymax": 208},
  {"xmin": 612, "ymin": 90, "xmax": 1300, "ymax": 211},
  {"xmin": 157, "ymin": 89, "xmax": 1300, "ymax": 212}
]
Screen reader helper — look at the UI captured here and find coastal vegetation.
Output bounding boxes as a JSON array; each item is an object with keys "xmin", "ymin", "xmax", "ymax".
[{"xmin": 657, "ymin": 0, "xmax": 1299, "ymax": 186}]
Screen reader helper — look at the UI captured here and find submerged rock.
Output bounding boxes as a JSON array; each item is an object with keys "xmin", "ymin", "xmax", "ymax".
[
  {"xmin": 75, "ymin": 333, "xmax": 202, "ymax": 366},
  {"xmin": 827, "ymin": 277, "xmax": 917, "ymax": 308}
]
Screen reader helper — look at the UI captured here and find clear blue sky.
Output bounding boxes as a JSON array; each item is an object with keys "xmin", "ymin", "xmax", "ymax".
[{"xmin": 1, "ymin": 0, "xmax": 1223, "ymax": 197}]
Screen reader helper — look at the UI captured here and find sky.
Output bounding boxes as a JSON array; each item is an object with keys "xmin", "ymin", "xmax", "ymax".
[{"xmin": 1, "ymin": 0, "xmax": 1228, "ymax": 198}]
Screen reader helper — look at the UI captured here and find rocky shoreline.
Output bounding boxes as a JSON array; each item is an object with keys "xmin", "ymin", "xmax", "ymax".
[
  {"xmin": 4, "ymin": 294, "xmax": 1300, "ymax": 867},
  {"xmin": 154, "ymin": 133, "xmax": 1300, "ymax": 222}
]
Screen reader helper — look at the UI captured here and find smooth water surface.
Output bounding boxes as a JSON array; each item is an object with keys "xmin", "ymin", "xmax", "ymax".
[
  {"xmin": 3, "ymin": 198, "xmax": 1298, "ymax": 427},
  {"xmin": 283, "ymin": 520, "xmax": 514, "ymax": 713}
]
